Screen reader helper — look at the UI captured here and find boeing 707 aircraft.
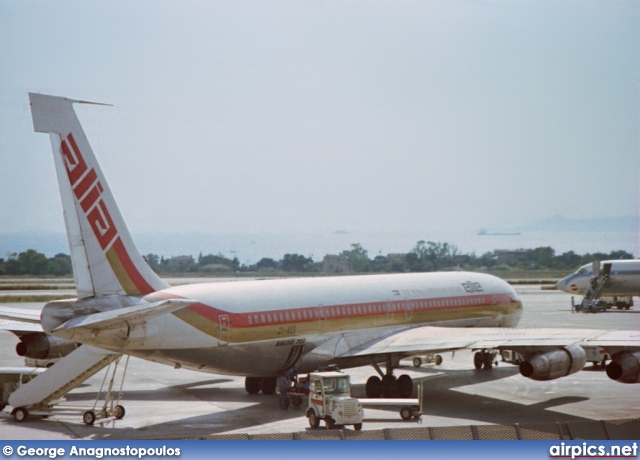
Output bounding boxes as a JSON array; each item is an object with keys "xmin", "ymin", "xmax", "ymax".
[
  {"xmin": 556, "ymin": 259, "xmax": 640, "ymax": 310},
  {"xmin": 0, "ymin": 93, "xmax": 638, "ymax": 423}
]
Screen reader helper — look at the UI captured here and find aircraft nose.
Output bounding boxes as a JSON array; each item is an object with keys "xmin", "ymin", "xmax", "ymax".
[{"xmin": 556, "ymin": 278, "xmax": 566, "ymax": 292}]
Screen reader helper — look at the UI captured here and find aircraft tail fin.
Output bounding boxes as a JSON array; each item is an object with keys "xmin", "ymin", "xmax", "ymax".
[{"xmin": 29, "ymin": 93, "xmax": 169, "ymax": 298}]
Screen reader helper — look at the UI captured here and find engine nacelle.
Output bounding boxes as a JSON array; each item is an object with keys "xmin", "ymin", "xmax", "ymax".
[
  {"xmin": 606, "ymin": 351, "xmax": 640, "ymax": 384},
  {"xmin": 16, "ymin": 334, "xmax": 77, "ymax": 360},
  {"xmin": 519, "ymin": 345, "xmax": 586, "ymax": 381}
]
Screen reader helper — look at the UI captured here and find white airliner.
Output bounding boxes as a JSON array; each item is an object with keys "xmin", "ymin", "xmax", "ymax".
[
  {"xmin": 0, "ymin": 93, "xmax": 639, "ymax": 421},
  {"xmin": 556, "ymin": 260, "xmax": 640, "ymax": 309}
]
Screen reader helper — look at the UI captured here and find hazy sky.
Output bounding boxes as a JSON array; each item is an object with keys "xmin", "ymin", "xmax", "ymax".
[{"xmin": 1, "ymin": 1, "xmax": 638, "ymax": 238}]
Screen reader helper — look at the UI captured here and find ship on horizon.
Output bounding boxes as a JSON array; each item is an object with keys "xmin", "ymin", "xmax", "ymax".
[{"xmin": 477, "ymin": 229, "xmax": 521, "ymax": 236}]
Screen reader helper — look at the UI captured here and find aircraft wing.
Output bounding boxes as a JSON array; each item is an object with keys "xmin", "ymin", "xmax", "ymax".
[
  {"xmin": 0, "ymin": 306, "xmax": 42, "ymax": 324},
  {"xmin": 335, "ymin": 326, "xmax": 640, "ymax": 361}
]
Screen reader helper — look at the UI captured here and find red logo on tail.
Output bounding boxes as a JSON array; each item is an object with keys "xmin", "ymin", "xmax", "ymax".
[{"xmin": 60, "ymin": 134, "xmax": 118, "ymax": 250}]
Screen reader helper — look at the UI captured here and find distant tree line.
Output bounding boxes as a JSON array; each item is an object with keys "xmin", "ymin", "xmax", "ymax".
[
  {"xmin": 0, "ymin": 250, "xmax": 72, "ymax": 276},
  {"xmin": 0, "ymin": 243, "xmax": 634, "ymax": 276}
]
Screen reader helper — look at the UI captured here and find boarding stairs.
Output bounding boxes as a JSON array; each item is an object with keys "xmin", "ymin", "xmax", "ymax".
[
  {"xmin": 575, "ymin": 262, "xmax": 611, "ymax": 313},
  {"xmin": 8, "ymin": 345, "xmax": 120, "ymax": 411}
]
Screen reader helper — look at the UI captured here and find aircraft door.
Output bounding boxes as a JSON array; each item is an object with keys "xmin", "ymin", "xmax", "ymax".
[
  {"xmin": 405, "ymin": 300, "xmax": 414, "ymax": 320},
  {"xmin": 218, "ymin": 314, "xmax": 230, "ymax": 346},
  {"xmin": 317, "ymin": 305, "xmax": 326, "ymax": 333}
]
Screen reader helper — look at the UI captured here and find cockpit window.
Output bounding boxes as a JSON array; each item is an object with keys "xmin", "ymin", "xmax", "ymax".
[{"xmin": 576, "ymin": 267, "xmax": 591, "ymax": 275}]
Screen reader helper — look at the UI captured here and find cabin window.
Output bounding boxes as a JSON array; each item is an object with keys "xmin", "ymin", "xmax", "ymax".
[
  {"xmin": 303, "ymin": 310, "xmax": 308, "ymax": 319},
  {"xmin": 248, "ymin": 316, "xmax": 253, "ymax": 325},
  {"xmin": 347, "ymin": 307, "xmax": 352, "ymax": 316},
  {"xmin": 285, "ymin": 312, "xmax": 290, "ymax": 321},
  {"xmin": 279, "ymin": 313, "xmax": 284, "ymax": 322},
  {"xmin": 297, "ymin": 311, "xmax": 302, "ymax": 320},
  {"xmin": 267, "ymin": 313, "xmax": 272, "ymax": 322},
  {"xmin": 261, "ymin": 314, "xmax": 266, "ymax": 323}
]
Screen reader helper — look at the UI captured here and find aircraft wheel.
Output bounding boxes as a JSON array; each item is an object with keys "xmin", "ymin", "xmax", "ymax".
[
  {"xmin": 435, "ymin": 354, "xmax": 443, "ymax": 365},
  {"xmin": 354, "ymin": 423, "xmax": 363, "ymax": 431},
  {"xmin": 397, "ymin": 374, "xmax": 413, "ymax": 398},
  {"xmin": 365, "ymin": 376, "xmax": 383, "ymax": 398},
  {"xmin": 400, "ymin": 406, "xmax": 412, "ymax": 421},
  {"xmin": 413, "ymin": 357, "xmax": 422, "ymax": 368},
  {"xmin": 83, "ymin": 410, "xmax": 96, "ymax": 426},
  {"xmin": 474, "ymin": 352, "xmax": 484, "ymax": 369},
  {"xmin": 259, "ymin": 377, "xmax": 277, "ymax": 395},
  {"xmin": 307, "ymin": 409, "xmax": 320, "ymax": 428},
  {"xmin": 13, "ymin": 408, "xmax": 28, "ymax": 423},
  {"xmin": 382, "ymin": 375, "xmax": 399, "ymax": 398},
  {"xmin": 483, "ymin": 353, "xmax": 494, "ymax": 369},
  {"xmin": 114, "ymin": 405, "xmax": 125, "ymax": 419},
  {"xmin": 245, "ymin": 377, "xmax": 261, "ymax": 394}
]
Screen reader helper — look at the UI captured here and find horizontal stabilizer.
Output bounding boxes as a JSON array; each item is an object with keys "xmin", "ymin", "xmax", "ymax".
[
  {"xmin": 0, "ymin": 321, "xmax": 43, "ymax": 336},
  {"xmin": 51, "ymin": 298, "xmax": 197, "ymax": 333},
  {"xmin": 0, "ymin": 307, "xmax": 42, "ymax": 324}
]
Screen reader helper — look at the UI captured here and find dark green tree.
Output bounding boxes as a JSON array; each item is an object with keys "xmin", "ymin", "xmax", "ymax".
[
  {"xmin": 340, "ymin": 243, "xmax": 370, "ymax": 272},
  {"xmin": 17, "ymin": 249, "xmax": 50, "ymax": 275},
  {"xmin": 281, "ymin": 254, "xmax": 314, "ymax": 272},
  {"xmin": 49, "ymin": 253, "xmax": 72, "ymax": 275}
]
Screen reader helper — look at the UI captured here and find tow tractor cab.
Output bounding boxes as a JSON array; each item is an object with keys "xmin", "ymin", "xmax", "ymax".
[{"xmin": 306, "ymin": 371, "xmax": 364, "ymax": 430}]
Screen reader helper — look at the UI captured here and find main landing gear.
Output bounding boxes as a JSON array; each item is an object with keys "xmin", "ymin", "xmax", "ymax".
[
  {"xmin": 473, "ymin": 350, "xmax": 498, "ymax": 369},
  {"xmin": 244, "ymin": 376, "xmax": 277, "ymax": 395},
  {"xmin": 365, "ymin": 356, "xmax": 413, "ymax": 398}
]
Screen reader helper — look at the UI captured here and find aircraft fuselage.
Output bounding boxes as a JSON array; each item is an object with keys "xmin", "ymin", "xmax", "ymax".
[{"xmin": 47, "ymin": 271, "xmax": 522, "ymax": 376}]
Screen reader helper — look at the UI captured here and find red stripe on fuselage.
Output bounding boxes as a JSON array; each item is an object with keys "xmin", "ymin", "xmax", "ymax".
[{"xmin": 151, "ymin": 291, "xmax": 519, "ymax": 330}]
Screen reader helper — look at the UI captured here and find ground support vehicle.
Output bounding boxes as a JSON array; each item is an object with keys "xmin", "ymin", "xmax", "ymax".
[
  {"xmin": 359, "ymin": 383, "xmax": 423, "ymax": 421},
  {"xmin": 7, "ymin": 355, "xmax": 129, "ymax": 426},
  {"xmin": 500, "ymin": 349, "xmax": 524, "ymax": 365},
  {"xmin": 287, "ymin": 375, "xmax": 309, "ymax": 407},
  {"xmin": 412, "ymin": 354, "xmax": 443, "ymax": 367},
  {"xmin": 306, "ymin": 371, "xmax": 364, "ymax": 430},
  {"xmin": 582, "ymin": 346, "xmax": 610, "ymax": 368}
]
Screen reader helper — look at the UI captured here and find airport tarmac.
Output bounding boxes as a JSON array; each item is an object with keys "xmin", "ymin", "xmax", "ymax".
[{"xmin": 0, "ymin": 284, "xmax": 638, "ymax": 440}]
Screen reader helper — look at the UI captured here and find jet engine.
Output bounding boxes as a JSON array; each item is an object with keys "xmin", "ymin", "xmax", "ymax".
[
  {"xmin": 16, "ymin": 333, "xmax": 77, "ymax": 360},
  {"xmin": 519, "ymin": 345, "xmax": 586, "ymax": 381},
  {"xmin": 606, "ymin": 351, "xmax": 640, "ymax": 384}
]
